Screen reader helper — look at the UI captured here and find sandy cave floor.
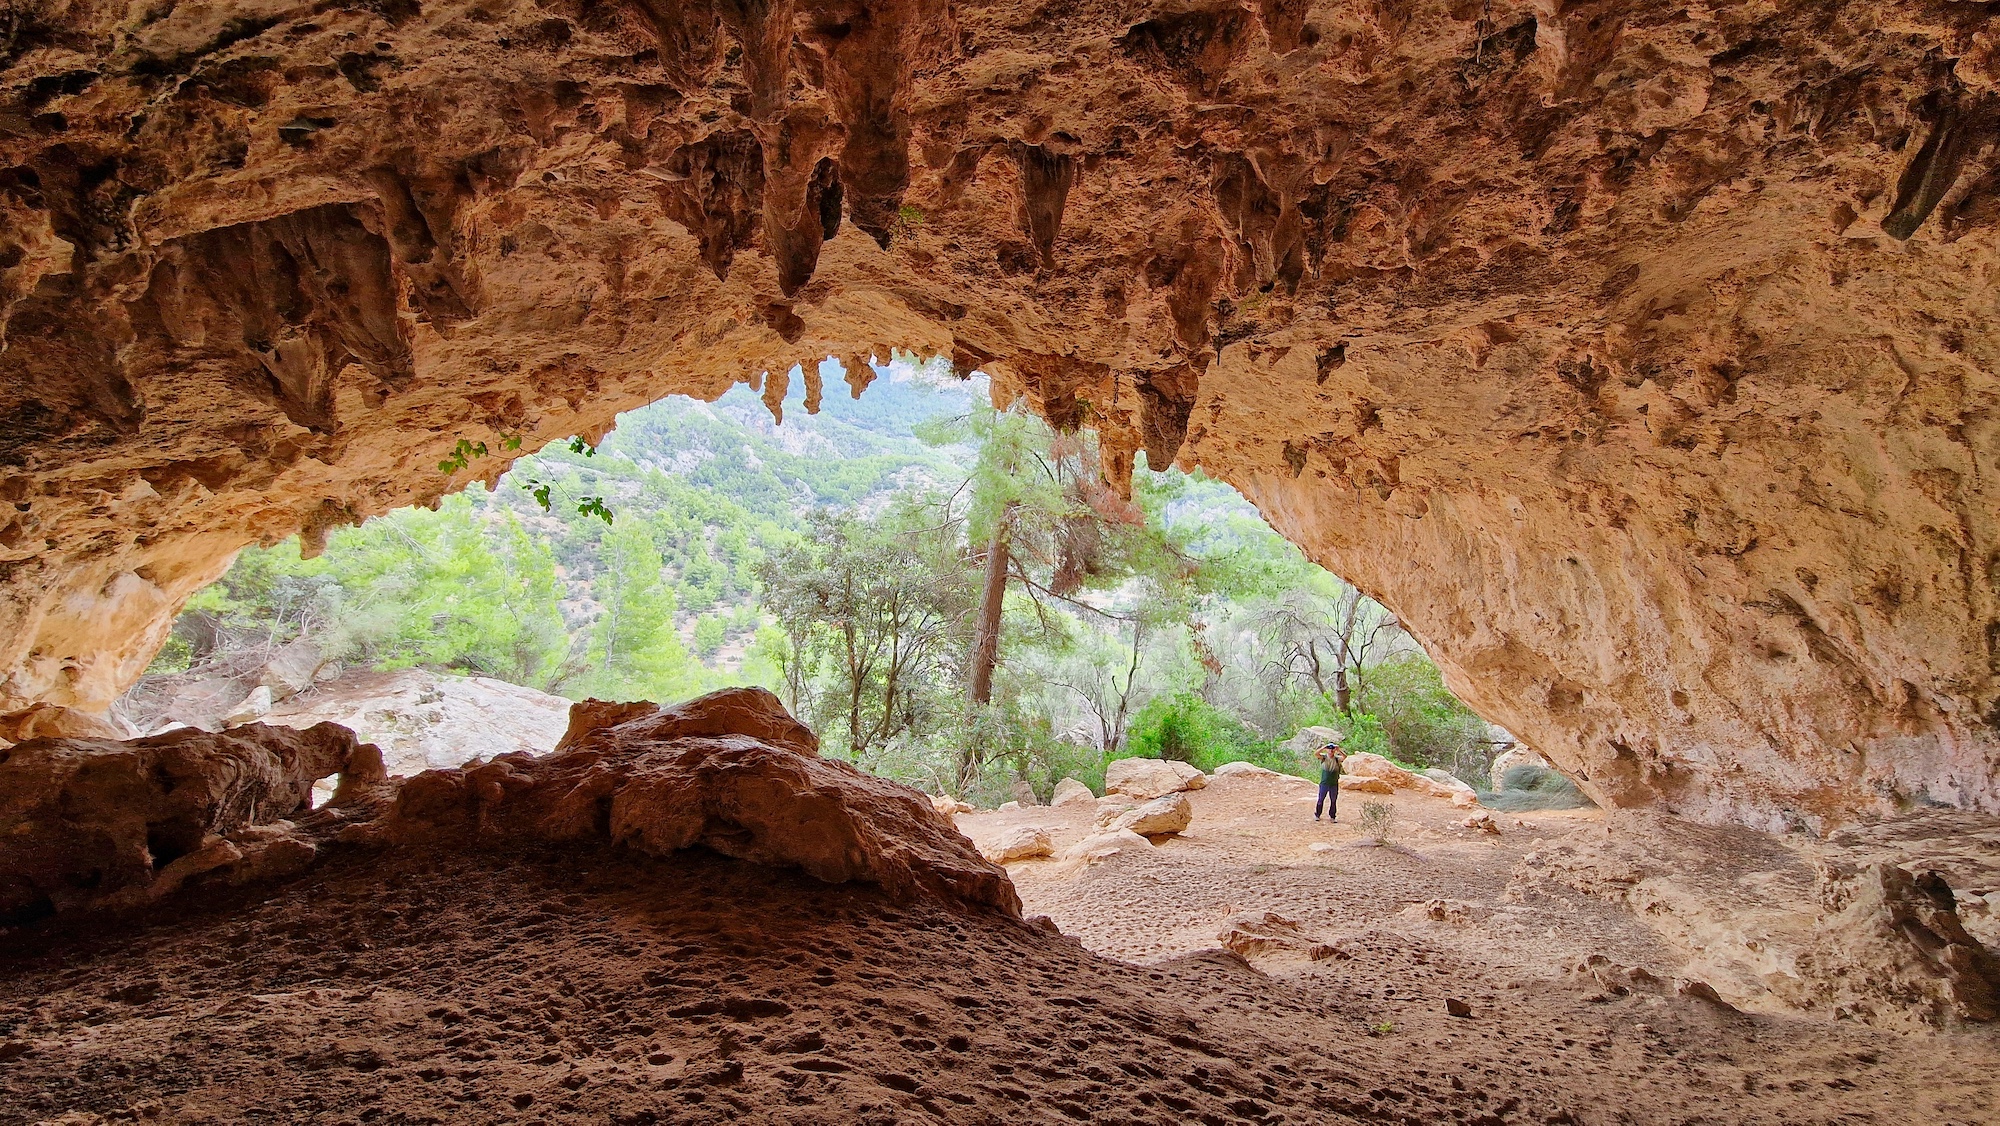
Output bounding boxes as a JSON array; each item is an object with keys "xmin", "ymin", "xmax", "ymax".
[{"xmin": 0, "ymin": 776, "xmax": 1994, "ymax": 1124}]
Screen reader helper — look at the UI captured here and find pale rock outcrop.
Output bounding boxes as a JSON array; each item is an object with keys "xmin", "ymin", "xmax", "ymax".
[
  {"xmin": 261, "ymin": 668, "xmax": 574, "ymax": 776},
  {"xmin": 1050, "ymin": 777, "xmax": 1096, "ymax": 806},
  {"xmin": 0, "ymin": 704, "xmax": 135, "ymax": 746},
  {"xmin": 1282, "ymin": 727, "xmax": 1347, "ymax": 757},
  {"xmin": 1058, "ymin": 829, "xmax": 1156, "ymax": 866},
  {"xmin": 932, "ymin": 794, "xmax": 977, "ymax": 816},
  {"xmin": 1104, "ymin": 758, "xmax": 1207, "ymax": 800},
  {"xmin": 1216, "ymin": 911, "xmax": 1337, "ymax": 962},
  {"xmin": 1339, "ymin": 776, "xmax": 1396, "ymax": 795},
  {"xmin": 1213, "ymin": 761, "xmax": 1282, "ymax": 779},
  {"xmin": 0, "ymin": 722, "xmax": 378, "ymax": 921},
  {"xmin": 1515, "ymin": 814, "xmax": 2000, "ymax": 1029},
  {"xmin": 979, "ymin": 826, "xmax": 1054, "ymax": 865},
  {"xmin": 1341, "ymin": 753, "xmax": 1416, "ymax": 786},
  {"xmin": 1097, "ymin": 793, "xmax": 1194, "ymax": 838}
]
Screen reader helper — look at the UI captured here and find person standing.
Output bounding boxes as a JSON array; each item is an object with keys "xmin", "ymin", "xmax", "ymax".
[{"xmin": 1315, "ymin": 738, "xmax": 1346, "ymax": 822}]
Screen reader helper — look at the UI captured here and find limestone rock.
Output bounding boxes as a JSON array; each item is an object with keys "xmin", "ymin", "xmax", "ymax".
[
  {"xmin": 0, "ymin": 722, "xmax": 364, "ymax": 921},
  {"xmin": 378, "ymin": 687, "xmax": 1017, "ymax": 916},
  {"xmin": 932, "ymin": 794, "xmax": 976, "ymax": 816},
  {"xmin": 980, "ymin": 826, "xmax": 1054, "ymax": 865},
  {"xmin": 1213, "ymin": 761, "xmax": 1282, "ymax": 778},
  {"xmin": 1104, "ymin": 793, "xmax": 1193, "ymax": 837},
  {"xmin": 2, "ymin": 0, "xmax": 1999, "ymax": 831},
  {"xmin": 223, "ymin": 685, "xmax": 274, "ymax": 727},
  {"xmin": 1339, "ymin": 776, "xmax": 1396, "ymax": 795},
  {"xmin": 1104, "ymin": 758, "xmax": 1206, "ymax": 800},
  {"xmin": 0, "ymin": 704, "xmax": 134, "ymax": 746},
  {"xmin": 1058, "ymin": 829, "xmax": 1155, "ymax": 865},
  {"xmin": 1282, "ymin": 726, "xmax": 1347, "ymax": 755},
  {"xmin": 1217, "ymin": 911, "xmax": 1337, "ymax": 962},
  {"xmin": 260, "ymin": 668, "xmax": 575, "ymax": 777},
  {"xmin": 1341, "ymin": 753, "xmax": 1417, "ymax": 787},
  {"xmin": 1050, "ymin": 777, "xmax": 1096, "ymax": 806}
]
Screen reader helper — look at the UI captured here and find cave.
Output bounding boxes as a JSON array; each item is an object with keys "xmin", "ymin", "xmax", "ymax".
[{"xmin": 3, "ymin": 0, "xmax": 1999, "ymax": 1120}]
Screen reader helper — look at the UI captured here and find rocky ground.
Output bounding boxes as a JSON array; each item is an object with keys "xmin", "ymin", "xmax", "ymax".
[
  {"xmin": 958, "ymin": 772, "xmax": 2000, "ymax": 1123},
  {"xmin": 0, "ymin": 763, "xmax": 1993, "ymax": 1125}
]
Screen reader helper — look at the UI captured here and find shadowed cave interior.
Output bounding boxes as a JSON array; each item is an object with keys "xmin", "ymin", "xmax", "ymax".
[{"xmin": 4, "ymin": 0, "xmax": 2000, "ymax": 1121}]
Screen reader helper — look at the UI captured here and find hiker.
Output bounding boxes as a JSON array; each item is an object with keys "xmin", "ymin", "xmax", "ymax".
[{"xmin": 1315, "ymin": 738, "xmax": 1346, "ymax": 822}]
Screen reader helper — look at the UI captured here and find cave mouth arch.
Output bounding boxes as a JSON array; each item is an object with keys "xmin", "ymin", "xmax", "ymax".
[{"xmin": 107, "ymin": 353, "xmax": 1550, "ymax": 815}]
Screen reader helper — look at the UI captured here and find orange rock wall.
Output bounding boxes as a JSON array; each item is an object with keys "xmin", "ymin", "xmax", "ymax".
[{"xmin": 2, "ymin": 0, "xmax": 1995, "ymax": 826}]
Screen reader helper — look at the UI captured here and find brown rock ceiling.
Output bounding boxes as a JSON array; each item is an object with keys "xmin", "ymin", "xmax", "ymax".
[{"xmin": 1, "ymin": 0, "xmax": 1996, "ymax": 829}]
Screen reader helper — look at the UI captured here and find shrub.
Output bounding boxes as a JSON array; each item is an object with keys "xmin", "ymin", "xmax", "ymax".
[
  {"xmin": 1357, "ymin": 801, "xmax": 1396, "ymax": 845},
  {"xmin": 1354, "ymin": 656, "xmax": 1490, "ymax": 777},
  {"xmin": 1122, "ymin": 692, "xmax": 1298, "ymax": 775},
  {"xmin": 1480, "ymin": 763, "xmax": 1594, "ymax": 811}
]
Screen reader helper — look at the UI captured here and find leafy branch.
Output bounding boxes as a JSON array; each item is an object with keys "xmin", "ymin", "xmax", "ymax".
[{"xmin": 440, "ymin": 433, "xmax": 613, "ymax": 524}]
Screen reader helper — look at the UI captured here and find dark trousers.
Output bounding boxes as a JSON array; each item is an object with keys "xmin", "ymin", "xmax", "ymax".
[{"xmin": 1316, "ymin": 780, "xmax": 1338, "ymax": 819}]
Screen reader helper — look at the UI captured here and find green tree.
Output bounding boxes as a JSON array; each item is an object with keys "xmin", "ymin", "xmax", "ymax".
[
  {"xmin": 576, "ymin": 518, "xmax": 701, "ymax": 700},
  {"xmin": 758, "ymin": 500, "xmax": 975, "ymax": 762}
]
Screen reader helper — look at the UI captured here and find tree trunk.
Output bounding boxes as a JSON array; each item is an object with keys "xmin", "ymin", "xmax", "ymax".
[{"xmin": 966, "ymin": 503, "xmax": 1015, "ymax": 704}]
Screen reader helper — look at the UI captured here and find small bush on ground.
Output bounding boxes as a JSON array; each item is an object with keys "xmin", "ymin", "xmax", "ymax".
[
  {"xmin": 1479, "ymin": 763, "xmax": 1594, "ymax": 811},
  {"xmin": 1357, "ymin": 801, "xmax": 1396, "ymax": 845}
]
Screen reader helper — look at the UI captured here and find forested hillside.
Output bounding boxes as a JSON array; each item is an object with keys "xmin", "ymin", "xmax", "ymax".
[{"xmin": 138, "ymin": 357, "xmax": 1522, "ymax": 804}]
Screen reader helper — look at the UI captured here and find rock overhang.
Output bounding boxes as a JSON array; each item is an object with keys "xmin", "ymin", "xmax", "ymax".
[{"xmin": 0, "ymin": 0, "xmax": 1994, "ymax": 828}]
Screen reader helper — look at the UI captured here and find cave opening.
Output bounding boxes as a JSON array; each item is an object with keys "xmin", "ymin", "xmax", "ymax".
[{"xmin": 114, "ymin": 351, "xmax": 1555, "ymax": 821}]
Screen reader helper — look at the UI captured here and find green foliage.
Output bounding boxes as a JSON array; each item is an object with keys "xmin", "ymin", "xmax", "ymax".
[
  {"xmin": 1353, "ymin": 656, "xmax": 1491, "ymax": 780},
  {"xmin": 1482, "ymin": 763, "xmax": 1593, "ymax": 811},
  {"xmin": 1122, "ymin": 692, "xmax": 1300, "ymax": 775},
  {"xmin": 758, "ymin": 500, "xmax": 976, "ymax": 761},
  {"xmin": 692, "ymin": 614, "xmax": 726, "ymax": 658},
  {"xmin": 148, "ymin": 357, "xmax": 1499, "ymax": 814}
]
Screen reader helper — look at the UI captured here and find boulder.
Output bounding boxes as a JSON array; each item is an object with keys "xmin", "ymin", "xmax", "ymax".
[
  {"xmin": 1050, "ymin": 777, "xmax": 1096, "ymax": 806},
  {"xmin": 1213, "ymin": 760, "xmax": 1281, "ymax": 778},
  {"xmin": 1410, "ymin": 770, "xmax": 1481, "ymax": 807},
  {"xmin": 1058, "ymin": 829, "xmax": 1155, "ymax": 865},
  {"xmin": 0, "ymin": 722, "xmax": 369, "ymax": 921},
  {"xmin": 931, "ymin": 794, "xmax": 976, "ymax": 816},
  {"xmin": 1340, "ymin": 752, "xmax": 1417, "ymax": 786},
  {"xmin": 980, "ymin": 826, "xmax": 1054, "ymax": 864},
  {"xmin": 1103, "ymin": 793, "xmax": 1193, "ymax": 837},
  {"xmin": 258, "ymin": 637, "xmax": 334, "ymax": 699},
  {"xmin": 1104, "ymin": 757, "xmax": 1206, "ymax": 799},
  {"xmin": 223, "ymin": 685, "xmax": 274, "ymax": 727},
  {"xmin": 262, "ymin": 667, "xmax": 576, "ymax": 777},
  {"xmin": 1339, "ymin": 775, "xmax": 1395, "ymax": 795},
  {"xmin": 1282, "ymin": 725, "xmax": 1346, "ymax": 756},
  {"xmin": 0, "ymin": 704, "xmax": 134, "ymax": 746}
]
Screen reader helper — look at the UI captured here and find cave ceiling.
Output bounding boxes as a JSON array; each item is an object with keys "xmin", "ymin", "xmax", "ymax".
[{"xmin": 1, "ymin": 0, "xmax": 1997, "ymax": 828}]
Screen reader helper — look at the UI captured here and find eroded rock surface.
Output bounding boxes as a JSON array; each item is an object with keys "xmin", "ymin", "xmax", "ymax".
[
  {"xmin": 1515, "ymin": 811, "xmax": 2000, "ymax": 1029},
  {"xmin": 2, "ymin": 0, "xmax": 1997, "ymax": 828},
  {"xmin": 0, "ymin": 721, "xmax": 377, "ymax": 922},
  {"xmin": 0, "ymin": 687, "xmax": 1018, "ymax": 923}
]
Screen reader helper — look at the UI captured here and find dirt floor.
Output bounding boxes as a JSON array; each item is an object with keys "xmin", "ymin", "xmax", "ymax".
[{"xmin": 1, "ymin": 775, "xmax": 1996, "ymax": 1124}]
